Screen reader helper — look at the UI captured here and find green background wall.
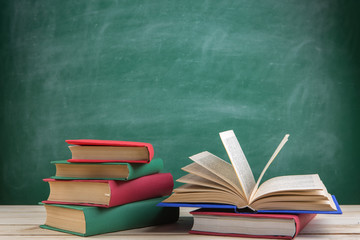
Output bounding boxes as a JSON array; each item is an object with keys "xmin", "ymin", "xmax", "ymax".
[{"xmin": 1, "ymin": 0, "xmax": 359, "ymax": 204}]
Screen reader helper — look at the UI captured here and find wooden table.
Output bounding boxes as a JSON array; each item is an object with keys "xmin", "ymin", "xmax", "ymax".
[{"xmin": 1, "ymin": 205, "xmax": 359, "ymax": 239}]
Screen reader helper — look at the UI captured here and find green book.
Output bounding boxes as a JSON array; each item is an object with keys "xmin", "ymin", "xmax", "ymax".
[
  {"xmin": 40, "ymin": 197, "xmax": 179, "ymax": 236},
  {"xmin": 51, "ymin": 157, "xmax": 163, "ymax": 180}
]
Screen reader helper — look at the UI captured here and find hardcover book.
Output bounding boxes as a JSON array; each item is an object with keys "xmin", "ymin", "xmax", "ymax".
[
  {"xmin": 51, "ymin": 157, "xmax": 163, "ymax": 180},
  {"xmin": 161, "ymin": 130, "xmax": 340, "ymax": 213},
  {"xmin": 190, "ymin": 209, "xmax": 316, "ymax": 239},
  {"xmin": 66, "ymin": 139, "xmax": 154, "ymax": 163},
  {"xmin": 43, "ymin": 173, "xmax": 173, "ymax": 207},
  {"xmin": 40, "ymin": 197, "xmax": 179, "ymax": 236}
]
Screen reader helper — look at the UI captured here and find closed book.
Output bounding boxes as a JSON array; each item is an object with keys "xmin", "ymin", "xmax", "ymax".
[
  {"xmin": 51, "ymin": 157, "xmax": 163, "ymax": 180},
  {"xmin": 190, "ymin": 210, "xmax": 316, "ymax": 239},
  {"xmin": 40, "ymin": 197, "xmax": 179, "ymax": 236},
  {"xmin": 66, "ymin": 139, "xmax": 154, "ymax": 163},
  {"xmin": 43, "ymin": 173, "xmax": 173, "ymax": 207}
]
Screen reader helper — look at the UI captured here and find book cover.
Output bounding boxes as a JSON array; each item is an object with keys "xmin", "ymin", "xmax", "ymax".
[
  {"xmin": 66, "ymin": 139, "xmax": 154, "ymax": 163},
  {"xmin": 189, "ymin": 210, "xmax": 316, "ymax": 239},
  {"xmin": 51, "ymin": 157, "xmax": 163, "ymax": 180},
  {"xmin": 40, "ymin": 197, "xmax": 179, "ymax": 236},
  {"xmin": 43, "ymin": 173, "xmax": 174, "ymax": 207}
]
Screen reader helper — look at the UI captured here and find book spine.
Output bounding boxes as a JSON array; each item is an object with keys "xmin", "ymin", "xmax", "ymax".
[
  {"xmin": 85, "ymin": 197, "xmax": 179, "ymax": 236},
  {"xmin": 293, "ymin": 214, "xmax": 317, "ymax": 238},
  {"xmin": 127, "ymin": 158, "xmax": 163, "ymax": 180},
  {"xmin": 108, "ymin": 173, "xmax": 174, "ymax": 207},
  {"xmin": 144, "ymin": 143, "xmax": 154, "ymax": 162}
]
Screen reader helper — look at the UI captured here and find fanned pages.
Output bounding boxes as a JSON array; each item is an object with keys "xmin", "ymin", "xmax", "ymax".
[
  {"xmin": 162, "ymin": 130, "xmax": 339, "ymax": 212},
  {"xmin": 189, "ymin": 152, "xmax": 244, "ymax": 198},
  {"xmin": 219, "ymin": 130, "xmax": 255, "ymax": 201},
  {"xmin": 250, "ymin": 134, "xmax": 290, "ymax": 201}
]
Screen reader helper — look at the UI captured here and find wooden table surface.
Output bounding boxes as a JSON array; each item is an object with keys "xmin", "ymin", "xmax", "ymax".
[{"xmin": 0, "ymin": 205, "xmax": 359, "ymax": 239}]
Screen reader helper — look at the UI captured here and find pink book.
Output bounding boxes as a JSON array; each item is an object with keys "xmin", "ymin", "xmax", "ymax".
[
  {"xmin": 42, "ymin": 173, "xmax": 173, "ymax": 207},
  {"xmin": 190, "ymin": 210, "xmax": 316, "ymax": 239},
  {"xmin": 66, "ymin": 139, "xmax": 154, "ymax": 163}
]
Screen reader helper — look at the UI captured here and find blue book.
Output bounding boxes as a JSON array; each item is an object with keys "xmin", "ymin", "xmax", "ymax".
[
  {"xmin": 159, "ymin": 130, "xmax": 341, "ymax": 214},
  {"xmin": 158, "ymin": 195, "xmax": 342, "ymax": 214}
]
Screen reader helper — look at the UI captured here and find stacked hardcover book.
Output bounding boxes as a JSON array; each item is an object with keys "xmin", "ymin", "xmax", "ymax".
[
  {"xmin": 159, "ymin": 130, "xmax": 342, "ymax": 239},
  {"xmin": 40, "ymin": 139, "xmax": 179, "ymax": 236}
]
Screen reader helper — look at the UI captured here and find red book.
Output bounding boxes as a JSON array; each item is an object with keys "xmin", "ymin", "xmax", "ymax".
[
  {"xmin": 190, "ymin": 210, "xmax": 316, "ymax": 239},
  {"xmin": 42, "ymin": 173, "xmax": 173, "ymax": 207},
  {"xmin": 66, "ymin": 139, "xmax": 154, "ymax": 163}
]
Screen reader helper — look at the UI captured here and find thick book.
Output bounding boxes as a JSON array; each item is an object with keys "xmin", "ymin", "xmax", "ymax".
[
  {"xmin": 189, "ymin": 209, "xmax": 316, "ymax": 239},
  {"xmin": 40, "ymin": 197, "xmax": 179, "ymax": 236},
  {"xmin": 158, "ymin": 195, "xmax": 341, "ymax": 214},
  {"xmin": 43, "ymin": 173, "xmax": 173, "ymax": 207},
  {"xmin": 66, "ymin": 139, "xmax": 154, "ymax": 163},
  {"xmin": 162, "ymin": 130, "xmax": 340, "ymax": 213},
  {"xmin": 51, "ymin": 157, "xmax": 163, "ymax": 180}
]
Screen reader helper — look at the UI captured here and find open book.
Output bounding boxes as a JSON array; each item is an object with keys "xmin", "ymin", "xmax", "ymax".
[{"xmin": 162, "ymin": 130, "xmax": 339, "ymax": 212}]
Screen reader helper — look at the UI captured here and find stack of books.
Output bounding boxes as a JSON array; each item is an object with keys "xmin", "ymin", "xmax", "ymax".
[
  {"xmin": 159, "ymin": 130, "xmax": 342, "ymax": 239},
  {"xmin": 40, "ymin": 139, "xmax": 179, "ymax": 237}
]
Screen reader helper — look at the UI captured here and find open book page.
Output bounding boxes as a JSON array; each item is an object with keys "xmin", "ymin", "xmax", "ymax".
[
  {"xmin": 173, "ymin": 183, "xmax": 243, "ymax": 200},
  {"xmin": 250, "ymin": 174, "xmax": 326, "ymax": 203},
  {"xmin": 219, "ymin": 130, "xmax": 255, "ymax": 201},
  {"xmin": 174, "ymin": 177, "xmax": 247, "ymax": 205},
  {"xmin": 249, "ymin": 134, "xmax": 290, "ymax": 201},
  {"xmin": 164, "ymin": 188, "xmax": 247, "ymax": 207},
  {"xmin": 189, "ymin": 151, "xmax": 245, "ymax": 198},
  {"xmin": 176, "ymin": 174, "xmax": 239, "ymax": 194},
  {"xmin": 181, "ymin": 163, "xmax": 242, "ymax": 195}
]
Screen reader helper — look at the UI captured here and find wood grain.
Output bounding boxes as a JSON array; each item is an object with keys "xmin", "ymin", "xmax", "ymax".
[{"xmin": 0, "ymin": 205, "xmax": 359, "ymax": 239}]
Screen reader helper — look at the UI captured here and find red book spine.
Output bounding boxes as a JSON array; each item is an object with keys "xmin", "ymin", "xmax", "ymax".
[
  {"xmin": 293, "ymin": 213, "xmax": 317, "ymax": 238},
  {"xmin": 107, "ymin": 173, "xmax": 173, "ymax": 207}
]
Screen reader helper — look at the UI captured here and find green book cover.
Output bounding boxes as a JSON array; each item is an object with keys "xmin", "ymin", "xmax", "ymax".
[
  {"xmin": 51, "ymin": 157, "xmax": 164, "ymax": 180},
  {"xmin": 40, "ymin": 197, "xmax": 179, "ymax": 236}
]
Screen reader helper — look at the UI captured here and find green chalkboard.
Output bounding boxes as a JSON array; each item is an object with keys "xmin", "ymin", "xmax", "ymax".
[{"xmin": 1, "ymin": 0, "xmax": 359, "ymax": 204}]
